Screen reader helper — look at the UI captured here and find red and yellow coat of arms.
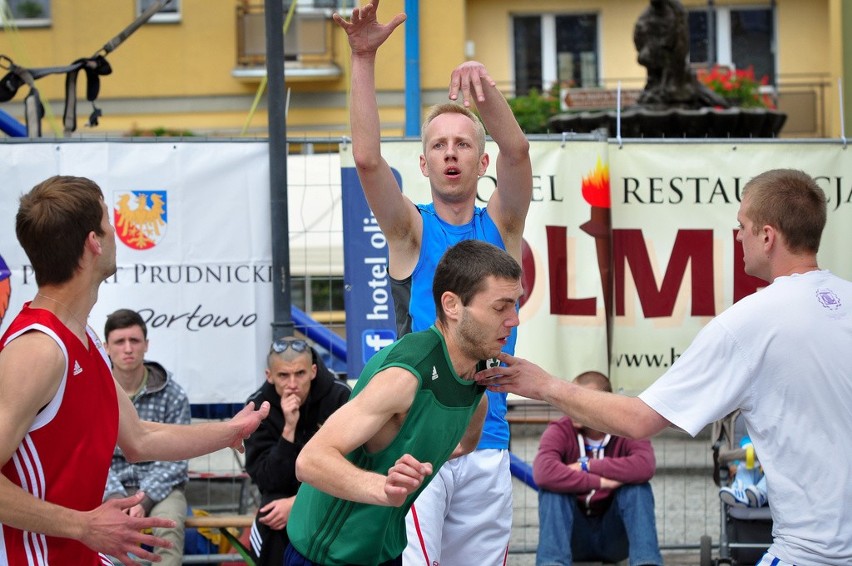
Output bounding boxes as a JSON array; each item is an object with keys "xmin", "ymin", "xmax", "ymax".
[{"xmin": 113, "ymin": 191, "xmax": 168, "ymax": 250}]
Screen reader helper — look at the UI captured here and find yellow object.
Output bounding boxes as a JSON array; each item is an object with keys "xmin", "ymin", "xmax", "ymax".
[
  {"xmin": 190, "ymin": 508, "xmax": 235, "ymax": 553},
  {"xmin": 745, "ymin": 444, "xmax": 755, "ymax": 470}
]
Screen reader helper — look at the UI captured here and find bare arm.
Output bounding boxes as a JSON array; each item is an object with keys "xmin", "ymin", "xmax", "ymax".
[
  {"xmin": 334, "ymin": 2, "xmax": 420, "ymax": 277},
  {"xmin": 295, "ymin": 368, "xmax": 431, "ymax": 507},
  {"xmin": 116, "ymin": 386, "xmax": 269, "ymax": 463},
  {"xmin": 449, "ymin": 394, "xmax": 487, "ymax": 459},
  {"xmin": 475, "ymin": 352, "xmax": 671, "ymax": 439},
  {"xmin": 450, "ymin": 61, "xmax": 532, "ymax": 260},
  {"xmin": 0, "ymin": 333, "xmax": 176, "ymax": 565}
]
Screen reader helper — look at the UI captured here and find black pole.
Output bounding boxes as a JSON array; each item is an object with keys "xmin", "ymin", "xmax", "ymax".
[
  {"xmin": 707, "ymin": 0, "xmax": 716, "ymax": 67},
  {"xmin": 265, "ymin": 0, "xmax": 293, "ymax": 340}
]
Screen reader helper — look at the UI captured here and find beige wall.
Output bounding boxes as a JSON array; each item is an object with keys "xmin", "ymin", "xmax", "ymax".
[
  {"xmin": 0, "ymin": 0, "xmax": 844, "ymax": 137},
  {"xmin": 1, "ymin": 1, "xmax": 253, "ymax": 98}
]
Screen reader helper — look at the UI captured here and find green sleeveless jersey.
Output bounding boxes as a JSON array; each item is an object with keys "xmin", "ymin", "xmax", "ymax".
[{"xmin": 287, "ymin": 326, "xmax": 486, "ymax": 565}]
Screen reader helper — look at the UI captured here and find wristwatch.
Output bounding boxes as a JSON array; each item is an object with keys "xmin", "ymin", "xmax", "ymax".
[{"xmin": 578, "ymin": 456, "xmax": 590, "ymax": 472}]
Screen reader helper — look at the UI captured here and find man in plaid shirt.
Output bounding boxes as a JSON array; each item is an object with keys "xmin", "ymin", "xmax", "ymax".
[{"xmin": 102, "ymin": 308, "xmax": 191, "ymax": 566}]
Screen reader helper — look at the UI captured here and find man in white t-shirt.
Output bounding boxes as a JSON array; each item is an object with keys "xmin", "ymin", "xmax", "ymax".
[{"xmin": 476, "ymin": 169, "xmax": 852, "ymax": 566}]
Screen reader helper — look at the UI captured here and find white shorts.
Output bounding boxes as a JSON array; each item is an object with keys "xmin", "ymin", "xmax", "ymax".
[
  {"xmin": 403, "ymin": 449, "xmax": 512, "ymax": 566},
  {"xmin": 756, "ymin": 554, "xmax": 795, "ymax": 566}
]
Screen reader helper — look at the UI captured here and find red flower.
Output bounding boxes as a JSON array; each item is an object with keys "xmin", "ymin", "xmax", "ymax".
[{"xmin": 697, "ymin": 64, "xmax": 772, "ymax": 108}]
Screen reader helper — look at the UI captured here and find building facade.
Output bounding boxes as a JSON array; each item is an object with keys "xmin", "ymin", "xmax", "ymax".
[{"xmin": 0, "ymin": 0, "xmax": 848, "ymax": 138}]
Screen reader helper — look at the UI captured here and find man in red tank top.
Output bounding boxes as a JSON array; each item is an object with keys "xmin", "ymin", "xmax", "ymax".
[{"xmin": 0, "ymin": 175, "xmax": 270, "ymax": 565}]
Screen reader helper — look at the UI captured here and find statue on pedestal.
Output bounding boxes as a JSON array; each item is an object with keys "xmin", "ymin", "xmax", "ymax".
[
  {"xmin": 633, "ymin": 0, "xmax": 728, "ymax": 109},
  {"xmin": 548, "ymin": 0, "xmax": 786, "ymax": 137}
]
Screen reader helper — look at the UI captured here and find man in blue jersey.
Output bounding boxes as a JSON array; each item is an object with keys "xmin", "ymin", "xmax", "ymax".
[{"xmin": 334, "ymin": 2, "xmax": 532, "ymax": 563}]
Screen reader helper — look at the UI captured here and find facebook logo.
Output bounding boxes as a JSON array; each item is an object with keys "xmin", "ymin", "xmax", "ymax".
[{"xmin": 362, "ymin": 329, "xmax": 396, "ymax": 363}]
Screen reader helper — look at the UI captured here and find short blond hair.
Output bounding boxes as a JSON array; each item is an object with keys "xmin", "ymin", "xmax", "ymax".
[{"xmin": 421, "ymin": 103, "xmax": 486, "ymax": 155}]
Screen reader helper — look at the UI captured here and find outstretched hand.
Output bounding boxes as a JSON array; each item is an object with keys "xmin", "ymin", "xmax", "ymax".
[
  {"xmin": 474, "ymin": 352, "xmax": 552, "ymax": 402},
  {"xmin": 384, "ymin": 454, "xmax": 432, "ymax": 507},
  {"xmin": 80, "ymin": 491, "xmax": 174, "ymax": 565},
  {"xmin": 229, "ymin": 400, "xmax": 271, "ymax": 453},
  {"xmin": 332, "ymin": 1, "xmax": 406, "ymax": 57},
  {"xmin": 449, "ymin": 61, "xmax": 497, "ymax": 108}
]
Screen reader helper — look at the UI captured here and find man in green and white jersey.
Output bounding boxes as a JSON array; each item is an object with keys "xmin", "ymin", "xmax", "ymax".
[{"xmin": 285, "ymin": 240, "xmax": 523, "ymax": 566}]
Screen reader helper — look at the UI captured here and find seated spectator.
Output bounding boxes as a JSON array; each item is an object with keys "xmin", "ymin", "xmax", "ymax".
[
  {"xmin": 719, "ymin": 434, "xmax": 768, "ymax": 508},
  {"xmin": 243, "ymin": 338, "xmax": 350, "ymax": 565},
  {"xmin": 533, "ymin": 371, "xmax": 663, "ymax": 566},
  {"xmin": 102, "ymin": 309, "xmax": 190, "ymax": 566}
]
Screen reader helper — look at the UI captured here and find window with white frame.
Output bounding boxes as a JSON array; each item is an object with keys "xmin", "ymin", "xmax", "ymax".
[
  {"xmin": 137, "ymin": 0, "xmax": 180, "ymax": 23},
  {"xmin": 513, "ymin": 13, "xmax": 599, "ymax": 96},
  {"xmin": 688, "ymin": 6, "xmax": 775, "ymax": 85},
  {"xmin": 2, "ymin": 0, "xmax": 51, "ymax": 24}
]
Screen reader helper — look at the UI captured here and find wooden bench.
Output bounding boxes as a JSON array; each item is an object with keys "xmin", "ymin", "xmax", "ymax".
[{"xmin": 184, "ymin": 513, "xmax": 254, "ymax": 529}]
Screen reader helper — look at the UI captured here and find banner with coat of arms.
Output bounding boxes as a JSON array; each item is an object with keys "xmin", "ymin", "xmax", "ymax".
[
  {"xmin": 113, "ymin": 190, "xmax": 168, "ymax": 249},
  {"xmin": 0, "ymin": 141, "xmax": 345, "ymax": 403}
]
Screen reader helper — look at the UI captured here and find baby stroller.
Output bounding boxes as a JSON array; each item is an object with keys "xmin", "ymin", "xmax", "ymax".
[{"xmin": 699, "ymin": 410, "xmax": 773, "ymax": 566}]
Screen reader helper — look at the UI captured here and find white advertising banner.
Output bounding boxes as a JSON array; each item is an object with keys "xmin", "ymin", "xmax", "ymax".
[
  {"xmin": 609, "ymin": 141, "xmax": 852, "ymax": 393},
  {"xmin": 0, "ymin": 142, "xmax": 342, "ymax": 404}
]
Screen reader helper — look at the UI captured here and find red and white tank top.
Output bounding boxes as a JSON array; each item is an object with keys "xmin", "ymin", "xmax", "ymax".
[{"xmin": 0, "ymin": 303, "xmax": 118, "ymax": 565}]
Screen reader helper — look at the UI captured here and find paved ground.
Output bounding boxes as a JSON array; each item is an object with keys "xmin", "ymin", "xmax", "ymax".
[{"xmin": 186, "ymin": 401, "xmax": 727, "ymax": 565}]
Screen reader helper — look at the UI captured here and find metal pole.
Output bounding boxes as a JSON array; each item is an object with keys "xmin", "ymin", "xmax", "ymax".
[
  {"xmin": 404, "ymin": 0, "xmax": 421, "ymax": 136},
  {"xmin": 771, "ymin": 0, "xmax": 779, "ymax": 108},
  {"xmin": 707, "ymin": 0, "xmax": 716, "ymax": 67},
  {"xmin": 265, "ymin": 0, "xmax": 294, "ymax": 339}
]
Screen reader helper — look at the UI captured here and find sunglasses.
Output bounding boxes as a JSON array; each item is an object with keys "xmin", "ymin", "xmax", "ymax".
[{"xmin": 270, "ymin": 338, "xmax": 309, "ymax": 354}]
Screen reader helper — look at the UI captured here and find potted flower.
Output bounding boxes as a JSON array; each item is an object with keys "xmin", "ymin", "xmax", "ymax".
[
  {"xmin": 696, "ymin": 65, "xmax": 775, "ymax": 109},
  {"xmin": 696, "ymin": 65, "xmax": 786, "ymax": 136}
]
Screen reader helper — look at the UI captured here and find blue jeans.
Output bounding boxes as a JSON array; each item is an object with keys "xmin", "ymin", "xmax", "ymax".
[{"xmin": 536, "ymin": 483, "xmax": 663, "ymax": 566}]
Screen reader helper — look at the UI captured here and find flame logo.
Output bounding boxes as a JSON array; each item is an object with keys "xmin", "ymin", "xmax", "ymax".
[
  {"xmin": 113, "ymin": 191, "xmax": 168, "ymax": 250},
  {"xmin": 581, "ymin": 158, "xmax": 610, "ymax": 208},
  {"xmin": 0, "ymin": 254, "xmax": 11, "ymax": 328},
  {"xmin": 578, "ymin": 157, "xmax": 613, "ymax": 358}
]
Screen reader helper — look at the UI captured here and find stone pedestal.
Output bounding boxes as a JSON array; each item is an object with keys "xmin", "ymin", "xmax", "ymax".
[{"xmin": 548, "ymin": 106, "xmax": 787, "ymax": 138}]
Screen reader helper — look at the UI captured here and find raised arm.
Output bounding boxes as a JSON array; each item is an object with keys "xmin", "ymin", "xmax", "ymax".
[
  {"xmin": 450, "ymin": 61, "xmax": 532, "ymax": 259},
  {"xmin": 334, "ymin": 2, "xmax": 420, "ymax": 275},
  {"xmin": 294, "ymin": 367, "xmax": 431, "ymax": 507}
]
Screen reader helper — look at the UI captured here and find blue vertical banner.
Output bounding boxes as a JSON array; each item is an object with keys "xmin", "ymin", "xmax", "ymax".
[{"xmin": 341, "ymin": 166, "xmax": 401, "ymax": 379}]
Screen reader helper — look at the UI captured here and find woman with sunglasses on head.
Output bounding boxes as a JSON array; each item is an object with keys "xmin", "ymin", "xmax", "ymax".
[{"xmin": 243, "ymin": 338, "xmax": 351, "ymax": 566}]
